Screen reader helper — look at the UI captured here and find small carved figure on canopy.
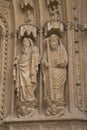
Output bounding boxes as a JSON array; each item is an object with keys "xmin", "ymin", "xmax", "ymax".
[
  {"xmin": 20, "ymin": 0, "xmax": 34, "ymax": 23},
  {"xmin": 46, "ymin": 0, "xmax": 61, "ymax": 21},
  {"xmin": 42, "ymin": 34, "xmax": 68, "ymax": 116},
  {"xmin": 13, "ymin": 37, "xmax": 40, "ymax": 118}
]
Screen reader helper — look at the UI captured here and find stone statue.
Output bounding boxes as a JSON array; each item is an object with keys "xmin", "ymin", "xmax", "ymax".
[
  {"xmin": 42, "ymin": 34, "xmax": 68, "ymax": 116},
  {"xmin": 20, "ymin": 0, "xmax": 34, "ymax": 23},
  {"xmin": 13, "ymin": 37, "xmax": 40, "ymax": 118}
]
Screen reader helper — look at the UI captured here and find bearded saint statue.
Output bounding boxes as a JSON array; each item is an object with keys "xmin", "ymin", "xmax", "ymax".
[{"xmin": 42, "ymin": 34, "xmax": 68, "ymax": 116}]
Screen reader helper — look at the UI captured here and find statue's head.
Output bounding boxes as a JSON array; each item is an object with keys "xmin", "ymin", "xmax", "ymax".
[
  {"xmin": 50, "ymin": 34, "xmax": 60, "ymax": 50},
  {"xmin": 23, "ymin": 38, "xmax": 32, "ymax": 48}
]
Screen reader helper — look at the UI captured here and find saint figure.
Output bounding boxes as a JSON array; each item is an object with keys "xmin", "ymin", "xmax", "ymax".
[
  {"xmin": 42, "ymin": 34, "xmax": 68, "ymax": 116},
  {"xmin": 13, "ymin": 38, "xmax": 40, "ymax": 118}
]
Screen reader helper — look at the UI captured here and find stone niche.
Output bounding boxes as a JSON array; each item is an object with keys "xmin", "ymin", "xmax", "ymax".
[{"xmin": 0, "ymin": 0, "xmax": 87, "ymax": 130}]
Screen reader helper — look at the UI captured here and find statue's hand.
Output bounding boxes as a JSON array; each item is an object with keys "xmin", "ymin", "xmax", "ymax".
[
  {"xmin": 52, "ymin": 59, "xmax": 58, "ymax": 67},
  {"xmin": 44, "ymin": 62, "xmax": 51, "ymax": 68},
  {"xmin": 58, "ymin": 63, "xmax": 67, "ymax": 68}
]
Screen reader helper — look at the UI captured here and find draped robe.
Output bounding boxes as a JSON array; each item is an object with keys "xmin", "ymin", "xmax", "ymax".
[
  {"xmin": 14, "ymin": 46, "xmax": 40, "ymax": 103},
  {"xmin": 43, "ymin": 42, "xmax": 68, "ymax": 105}
]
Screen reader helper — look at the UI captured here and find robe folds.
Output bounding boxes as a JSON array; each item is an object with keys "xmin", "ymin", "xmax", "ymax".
[
  {"xmin": 14, "ymin": 47, "xmax": 40, "ymax": 103},
  {"xmin": 43, "ymin": 43, "xmax": 68, "ymax": 105}
]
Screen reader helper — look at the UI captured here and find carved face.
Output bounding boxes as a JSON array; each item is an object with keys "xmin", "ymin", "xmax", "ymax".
[
  {"xmin": 23, "ymin": 38, "xmax": 31, "ymax": 48},
  {"xmin": 50, "ymin": 37, "xmax": 58, "ymax": 50}
]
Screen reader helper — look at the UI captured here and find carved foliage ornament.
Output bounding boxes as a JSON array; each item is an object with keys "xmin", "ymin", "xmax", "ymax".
[
  {"xmin": 18, "ymin": 24, "xmax": 37, "ymax": 39},
  {"xmin": 0, "ymin": 0, "xmax": 10, "ymax": 8},
  {"xmin": 20, "ymin": 0, "xmax": 34, "ymax": 10},
  {"xmin": 44, "ymin": 21, "xmax": 64, "ymax": 37}
]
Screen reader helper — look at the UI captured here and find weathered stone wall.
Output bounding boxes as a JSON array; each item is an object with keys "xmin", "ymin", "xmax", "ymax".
[{"xmin": 0, "ymin": 0, "xmax": 87, "ymax": 129}]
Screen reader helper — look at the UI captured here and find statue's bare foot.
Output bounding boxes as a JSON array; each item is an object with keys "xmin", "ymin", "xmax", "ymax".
[{"xmin": 27, "ymin": 108, "xmax": 36, "ymax": 117}]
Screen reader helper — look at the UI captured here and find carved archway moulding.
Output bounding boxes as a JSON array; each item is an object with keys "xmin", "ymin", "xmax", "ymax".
[{"xmin": 0, "ymin": 13, "xmax": 9, "ymax": 121}]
